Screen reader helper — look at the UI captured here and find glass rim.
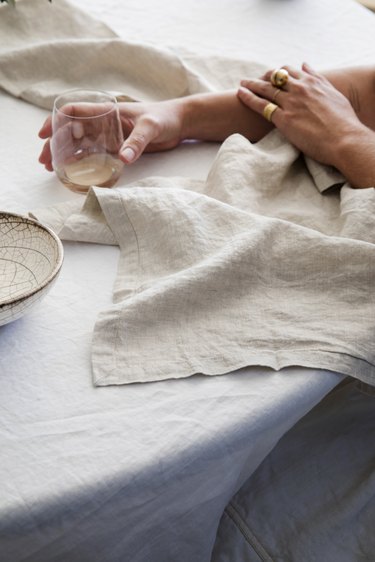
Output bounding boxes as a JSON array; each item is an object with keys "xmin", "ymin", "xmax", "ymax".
[{"xmin": 53, "ymin": 88, "xmax": 118, "ymax": 119}]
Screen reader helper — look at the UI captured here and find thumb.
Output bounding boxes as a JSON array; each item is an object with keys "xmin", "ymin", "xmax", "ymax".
[{"xmin": 119, "ymin": 117, "xmax": 157, "ymax": 164}]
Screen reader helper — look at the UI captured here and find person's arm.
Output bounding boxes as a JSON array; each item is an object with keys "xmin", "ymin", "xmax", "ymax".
[
  {"xmin": 117, "ymin": 64, "xmax": 375, "ymax": 164},
  {"xmin": 179, "ymin": 65, "xmax": 375, "ymax": 142},
  {"xmin": 39, "ymin": 64, "xmax": 375, "ymax": 175},
  {"xmin": 179, "ymin": 90, "xmax": 272, "ymax": 143},
  {"xmin": 321, "ymin": 66, "xmax": 375, "ymax": 132},
  {"xmin": 238, "ymin": 63, "xmax": 375, "ymax": 188},
  {"xmin": 115, "ymin": 91, "xmax": 273, "ymax": 162},
  {"xmin": 333, "ymin": 126, "xmax": 375, "ymax": 188},
  {"xmin": 38, "ymin": 92, "xmax": 272, "ymax": 170}
]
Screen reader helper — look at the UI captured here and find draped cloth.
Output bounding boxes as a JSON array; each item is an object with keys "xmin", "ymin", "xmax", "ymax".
[
  {"xmin": 32, "ymin": 132, "xmax": 375, "ymax": 386},
  {"xmin": 2, "ymin": 0, "xmax": 374, "ymax": 386}
]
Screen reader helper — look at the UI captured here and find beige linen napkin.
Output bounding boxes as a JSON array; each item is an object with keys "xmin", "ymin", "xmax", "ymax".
[{"xmin": 32, "ymin": 132, "xmax": 375, "ymax": 386}]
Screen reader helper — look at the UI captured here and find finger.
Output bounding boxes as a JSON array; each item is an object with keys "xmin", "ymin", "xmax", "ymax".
[
  {"xmin": 301, "ymin": 61, "xmax": 326, "ymax": 83},
  {"xmin": 280, "ymin": 65, "xmax": 301, "ymax": 79},
  {"xmin": 301, "ymin": 62, "xmax": 319, "ymax": 76},
  {"xmin": 300, "ymin": 62, "xmax": 331, "ymax": 93},
  {"xmin": 39, "ymin": 139, "xmax": 54, "ymax": 171},
  {"xmin": 39, "ymin": 111, "xmax": 97, "ymax": 141},
  {"xmin": 38, "ymin": 108, "xmax": 99, "ymax": 140},
  {"xmin": 39, "ymin": 139, "xmax": 51, "ymax": 165},
  {"xmin": 56, "ymin": 102, "xmax": 115, "ymax": 119},
  {"xmin": 119, "ymin": 115, "xmax": 158, "ymax": 164},
  {"xmin": 38, "ymin": 115, "xmax": 52, "ymax": 139},
  {"xmin": 237, "ymin": 86, "xmax": 281, "ymax": 125},
  {"xmin": 262, "ymin": 65, "xmax": 301, "ymax": 82},
  {"xmin": 46, "ymin": 123, "xmax": 84, "ymax": 169},
  {"xmin": 240, "ymin": 78, "xmax": 286, "ymax": 105}
]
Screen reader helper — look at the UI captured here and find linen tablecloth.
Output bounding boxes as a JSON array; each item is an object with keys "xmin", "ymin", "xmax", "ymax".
[{"xmin": 1, "ymin": 0, "xmax": 374, "ymax": 559}]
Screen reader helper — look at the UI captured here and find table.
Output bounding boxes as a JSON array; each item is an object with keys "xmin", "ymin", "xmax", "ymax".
[{"xmin": 1, "ymin": 1, "xmax": 374, "ymax": 560}]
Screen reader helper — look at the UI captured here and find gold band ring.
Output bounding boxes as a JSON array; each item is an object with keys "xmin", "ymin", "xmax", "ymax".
[
  {"xmin": 270, "ymin": 68, "xmax": 289, "ymax": 88},
  {"xmin": 263, "ymin": 102, "xmax": 278, "ymax": 122},
  {"xmin": 272, "ymin": 88, "xmax": 282, "ymax": 102}
]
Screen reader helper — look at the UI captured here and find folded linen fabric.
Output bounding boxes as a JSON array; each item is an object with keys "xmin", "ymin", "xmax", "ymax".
[
  {"xmin": 0, "ymin": 0, "xmax": 265, "ymax": 108},
  {"xmin": 32, "ymin": 131, "xmax": 375, "ymax": 386}
]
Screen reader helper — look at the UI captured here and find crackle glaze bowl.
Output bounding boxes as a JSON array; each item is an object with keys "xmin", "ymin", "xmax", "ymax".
[{"xmin": 0, "ymin": 212, "xmax": 63, "ymax": 326}]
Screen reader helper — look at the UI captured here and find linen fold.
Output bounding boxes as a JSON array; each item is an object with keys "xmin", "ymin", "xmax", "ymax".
[{"xmin": 32, "ymin": 132, "xmax": 375, "ymax": 386}]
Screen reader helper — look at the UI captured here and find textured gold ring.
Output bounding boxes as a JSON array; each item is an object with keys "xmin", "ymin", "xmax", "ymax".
[
  {"xmin": 270, "ymin": 68, "xmax": 289, "ymax": 88},
  {"xmin": 263, "ymin": 102, "xmax": 279, "ymax": 122}
]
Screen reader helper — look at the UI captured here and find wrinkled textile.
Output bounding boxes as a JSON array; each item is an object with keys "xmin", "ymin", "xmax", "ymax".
[
  {"xmin": 4, "ymin": 0, "xmax": 374, "ymax": 388},
  {"xmin": 212, "ymin": 380, "xmax": 375, "ymax": 562},
  {"xmin": 0, "ymin": 0, "xmax": 265, "ymax": 108},
  {"xmin": 33, "ymin": 132, "xmax": 375, "ymax": 386}
]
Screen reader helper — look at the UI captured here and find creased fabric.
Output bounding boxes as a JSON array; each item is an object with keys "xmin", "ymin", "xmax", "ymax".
[
  {"xmin": 32, "ymin": 132, "xmax": 375, "ymax": 386},
  {"xmin": 212, "ymin": 380, "xmax": 375, "ymax": 562},
  {"xmin": 0, "ymin": 0, "xmax": 265, "ymax": 108},
  {"xmin": 5, "ymin": 0, "xmax": 374, "ymax": 387}
]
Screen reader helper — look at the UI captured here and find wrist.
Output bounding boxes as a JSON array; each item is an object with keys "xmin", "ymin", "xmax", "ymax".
[
  {"xmin": 179, "ymin": 95, "xmax": 196, "ymax": 140},
  {"xmin": 179, "ymin": 93, "xmax": 216, "ymax": 141},
  {"xmin": 334, "ymin": 125, "xmax": 375, "ymax": 188}
]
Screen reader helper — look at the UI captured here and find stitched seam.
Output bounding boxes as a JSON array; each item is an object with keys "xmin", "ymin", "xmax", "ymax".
[
  {"xmin": 237, "ymin": 346, "xmax": 375, "ymax": 369},
  {"xmin": 118, "ymin": 190, "xmax": 141, "ymax": 281},
  {"xmin": 225, "ymin": 503, "xmax": 275, "ymax": 562},
  {"xmin": 95, "ymin": 191, "xmax": 141, "ymax": 385}
]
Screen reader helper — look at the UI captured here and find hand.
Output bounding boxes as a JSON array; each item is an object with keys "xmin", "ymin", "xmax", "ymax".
[
  {"xmin": 237, "ymin": 62, "xmax": 369, "ymax": 170},
  {"xmin": 39, "ymin": 99, "xmax": 185, "ymax": 171}
]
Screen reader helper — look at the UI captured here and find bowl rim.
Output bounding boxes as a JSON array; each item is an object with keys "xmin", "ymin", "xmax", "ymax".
[{"xmin": 0, "ymin": 211, "xmax": 64, "ymax": 307}]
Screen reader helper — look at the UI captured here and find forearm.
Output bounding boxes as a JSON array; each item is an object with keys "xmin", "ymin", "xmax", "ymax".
[
  {"xmin": 178, "ymin": 66, "xmax": 375, "ymax": 146},
  {"xmin": 335, "ymin": 126, "xmax": 375, "ymax": 189},
  {"xmin": 179, "ymin": 90, "xmax": 273, "ymax": 143},
  {"xmin": 323, "ymin": 66, "xmax": 375, "ymax": 187},
  {"xmin": 322, "ymin": 66, "xmax": 375, "ymax": 132}
]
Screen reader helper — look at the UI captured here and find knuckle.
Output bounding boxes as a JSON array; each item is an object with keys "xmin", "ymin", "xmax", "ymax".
[
  {"xmin": 131, "ymin": 133, "xmax": 147, "ymax": 148},
  {"xmin": 281, "ymin": 109, "xmax": 293, "ymax": 121},
  {"xmin": 294, "ymin": 81, "xmax": 308, "ymax": 95},
  {"xmin": 259, "ymin": 81, "xmax": 270, "ymax": 94},
  {"xmin": 141, "ymin": 114, "xmax": 160, "ymax": 132}
]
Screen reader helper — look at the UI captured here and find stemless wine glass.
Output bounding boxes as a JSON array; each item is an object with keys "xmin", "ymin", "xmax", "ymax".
[{"xmin": 51, "ymin": 89, "xmax": 124, "ymax": 194}]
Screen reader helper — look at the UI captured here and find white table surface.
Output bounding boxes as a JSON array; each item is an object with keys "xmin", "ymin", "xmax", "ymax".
[{"xmin": 0, "ymin": 0, "xmax": 373, "ymax": 560}]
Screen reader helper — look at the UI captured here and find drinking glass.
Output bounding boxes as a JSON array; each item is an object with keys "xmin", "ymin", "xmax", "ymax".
[{"xmin": 51, "ymin": 89, "xmax": 124, "ymax": 194}]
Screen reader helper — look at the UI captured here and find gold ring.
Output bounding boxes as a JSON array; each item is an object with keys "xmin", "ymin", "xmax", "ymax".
[
  {"xmin": 263, "ymin": 102, "xmax": 278, "ymax": 122},
  {"xmin": 272, "ymin": 88, "xmax": 282, "ymax": 102},
  {"xmin": 270, "ymin": 68, "xmax": 289, "ymax": 88}
]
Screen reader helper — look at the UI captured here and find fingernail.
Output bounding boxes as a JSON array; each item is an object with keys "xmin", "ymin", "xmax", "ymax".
[
  {"xmin": 121, "ymin": 146, "xmax": 136, "ymax": 163},
  {"xmin": 238, "ymin": 86, "xmax": 248, "ymax": 95},
  {"xmin": 72, "ymin": 122, "xmax": 84, "ymax": 139}
]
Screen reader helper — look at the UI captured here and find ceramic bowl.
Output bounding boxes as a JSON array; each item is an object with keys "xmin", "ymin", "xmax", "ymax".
[{"xmin": 0, "ymin": 212, "xmax": 63, "ymax": 326}]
